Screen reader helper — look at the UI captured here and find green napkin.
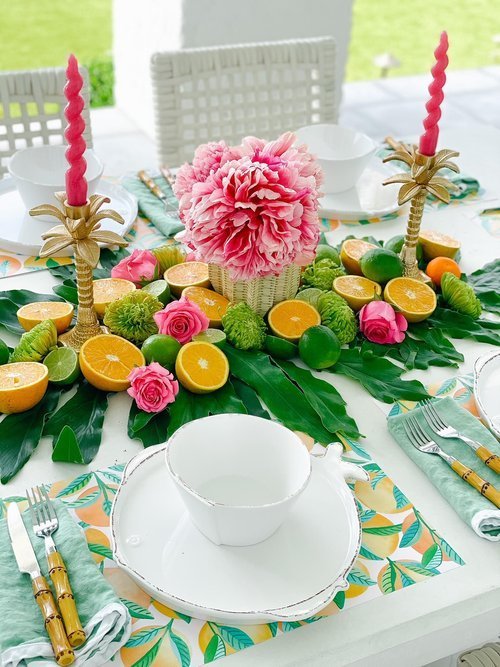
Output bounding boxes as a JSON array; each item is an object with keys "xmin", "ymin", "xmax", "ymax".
[
  {"xmin": 388, "ymin": 397, "xmax": 500, "ymax": 541},
  {"xmin": 122, "ymin": 175, "xmax": 184, "ymax": 238},
  {"xmin": 0, "ymin": 500, "xmax": 130, "ymax": 666}
]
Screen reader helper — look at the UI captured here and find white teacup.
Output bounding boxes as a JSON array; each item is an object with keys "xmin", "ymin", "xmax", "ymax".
[
  {"xmin": 165, "ymin": 414, "xmax": 311, "ymax": 546},
  {"xmin": 8, "ymin": 145, "xmax": 104, "ymax": 215},
  {"xmin": 295, "ymin": 123, "xmax": 376, "ymax": 194}
]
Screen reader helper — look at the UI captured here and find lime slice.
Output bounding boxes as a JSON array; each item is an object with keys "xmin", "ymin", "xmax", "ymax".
[
  {"xmin": 43, "ymin": 347, "xmax": 80, "ymax": 385},
  {"xmin": 193, "ymin": 329, "xmax": 227, "ymax": 348},
  {"xmin": 295, "ymin": 288, "xmax": 324, "ymax": 309},
  {"xmin": 142, "ymin": 279, "xmax": 171, "ymax": 305},
  {"xmin": 0, "ymin": 338, "xmax": 9, "ymax": 365},
  {"xmin": 264, "ymin": 335, "xmax": 298, "ymax": 360}
]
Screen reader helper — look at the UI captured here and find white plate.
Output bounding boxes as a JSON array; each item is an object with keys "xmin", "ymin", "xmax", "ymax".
[
  {"xmin": 110, "ymin": 444, "xmax": 362, "ymax": 624},
  {"xmin": 474, "ymin": 351, "xmax": 500, "ymax": 439},
  {"xmin": 318, "ymin": 158, "xmax": 401, "ymax": 220},
  {"xmin": 0, "ymin": 178, "xmax": 137, "ymax": 257}
]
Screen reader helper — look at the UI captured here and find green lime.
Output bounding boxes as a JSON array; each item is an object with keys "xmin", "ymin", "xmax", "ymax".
[
  {"xmin": 193, "ymin": 329, "xmax": 227, "ymax": 348},
  {"xmin": 298, "ymin": 325, "xmax": 341, "ymax": 369},
  {"xmin": 359, "ymin": 248, "xmax": 403, "ymax": 283},
  {"xmin": 0, "ymin": 338, "xmax": 9, "ymax": 365},
  {"xmin": 43, "ymin": 347, "xmax": 80, "ymax": 385},
  {"xmin": 385, "ymin": 235, "xmax": 423, "ymax": 262},
  {"xmin": 141, "ymin": 334, "xmax": 181, "ymax": 369},
  {"xmin": 296, "ymin": 288, "xmax": 324, "ymax": 309},
  {"xmin": 315, "ymin": 244, "xmax": 340, "ymax": 265},
  {"xmin": 142, "ymin": 280, "xmax": 171, "ymax": 305},
  {"xmin": 264, "ymin": 335, "xmax": 298, "ymax": 360}
]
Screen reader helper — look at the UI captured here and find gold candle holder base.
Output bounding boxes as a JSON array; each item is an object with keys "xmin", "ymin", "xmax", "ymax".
[
  {"xmin": 383, "ymin": 141, "xmax": 460, "ymax": 281},
  {"xmin": 30, "ymin": 193, "xmax": 128, "ymax": 352}
]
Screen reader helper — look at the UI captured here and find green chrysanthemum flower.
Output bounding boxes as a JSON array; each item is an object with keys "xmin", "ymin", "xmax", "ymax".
[
  {"xmin": 104, "ymin": 291, "xmax": 163, "ymax": 344},
  {"xmin": 441, "ymin": 272, "xmax": 482, "ymax": 319},
  {"xmin": 317, "ymin": 291, "xmax": 357, "ymax": 345},
  {"xmin": 301, "ymin": 258, "xmax": 346, "ymax": 291},
  {"xmin": 10, "ymin": 319, "xmax": 57, "ymax": 362},
  {"xmin": 222, "ymin": 302, "xmax": 267, "ymax": 350},
  {"xmin": 152, "ymin": 244, "xmax": 186, "ymax": 274}
]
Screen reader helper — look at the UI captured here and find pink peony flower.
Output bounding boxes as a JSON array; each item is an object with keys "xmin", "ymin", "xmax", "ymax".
[
  {"xmin": 359, "ymin": 301, "xmax": 408, "ymax": 345},
  {"xmin": 111, "ymin": 249, "xmax": 158, "ymax": 286},
  {"xmin": 127, "ymin": 362, "xmax": 179, "ymax": 413},
  {"xmin": 154, "ymin": 296, "xmax": 209, "ymax": 344},
  {"xmin": 181, "ymin": 132, "xmax": 322, "ymax": 280}
]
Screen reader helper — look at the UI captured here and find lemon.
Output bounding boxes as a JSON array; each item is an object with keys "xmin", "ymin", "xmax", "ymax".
[
  {"xmin": 419, "ymin": 230, "xmax": 460, "ymax": 260},
  {"xmin": 0, "ymin": 362, "xmax": 49, "ymax": 413},
  {"xmin": 333, "ymin": 275, "xmax": 382, "ymax": 311}
]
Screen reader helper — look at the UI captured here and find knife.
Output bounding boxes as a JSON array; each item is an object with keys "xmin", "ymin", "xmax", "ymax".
[{"xmin": 7, "ymin": 503, "xmax": 75, "ymax": 666}]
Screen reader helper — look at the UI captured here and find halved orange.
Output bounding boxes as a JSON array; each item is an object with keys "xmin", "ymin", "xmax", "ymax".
[
  {"xmin": 340, "ymin": 239, "xmax": 378, "ymax": 275},
  {"xmin": 333, "ymin": 275, "xmax": 382, "ymax": 311},
  {"xmin": 165, "ymin": 261, "xmax": 210, "ymax": 297},
  {"xmin": 17, "ymin": 301, "xmax": 74, "ymax": 334},
  {"xmin": 93, "ymin": 278, "xmax": 136, "ymax": 318},
  {"xmin": 384, "ymin": 277, "xmax": 437, "ymax": 322},
  {"xmin": 175, "ymin": 341, "xmax": 229, "ymax": 394},
  {"xmin": 0, "ymin": 362, "xmax": 48, "ymax": 413},
  {"xmin": 267, "ymin": 300, "xmax": 321, "ymax": 342},
  {"xmin": 419, "ymin": 230, "xmax": 460, "ymax": 260},
  {"xmin": 79, "ymin": 334, "xmax": 145, "ymax": 392},
  {"xmin": 182, "ymin": 286, "xmax": 230, "ymax": 327}
]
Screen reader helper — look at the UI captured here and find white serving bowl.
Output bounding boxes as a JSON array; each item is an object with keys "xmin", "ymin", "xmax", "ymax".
[
  {"xmin": 295, "ymin": 123, "xmax": 377, "ymax": 194},
  {"xmin": 165, "ymin": 414, "xmax": 311, "ymax": 546},
  {"xmin": 8, "ymin": 145, "xmax": 104, "ymax": 213}
]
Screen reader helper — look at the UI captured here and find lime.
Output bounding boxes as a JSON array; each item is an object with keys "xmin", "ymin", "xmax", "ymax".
[
  {"xmin": 384, "ymin": 235, "xmax": 423, "ymax": 262},
  {"xmin": 142, "ymin": 279, "xmax": 171, "ymax": 305},
  {"xmin": 359, "ymin": 248, "xmax": 403, "ymax": 283},
  {"xmin": 141, "ymin": 334, "xmax": 181, "ymax": 369},
  {"xmin": 296, "ymin": 288, "xmax": 324, "ymax": 309},
  {"xmin": 264, "ymin": 335, "xmax": 298, "ymax": 360},
  {"xmin": 315, "ymin": 244, "xmax": 340, "ymax": 265},
  {"xmin": 193, "ymin": 329, "xmax": 227, "ymax": 348},
  {"xmin": 0, "ymin": 339, "xmax": 9, "ymax": 365},
  {"xmin": 298, "ymin": 325, "xmax": 341, "ymax": 370},
  {"xmin": 43, "ymin": 347, "xmax": 80, "ymax": 385}
]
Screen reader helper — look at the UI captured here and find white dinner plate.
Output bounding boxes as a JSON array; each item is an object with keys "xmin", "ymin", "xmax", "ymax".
[
  {"xmin": 474, "ymin": 351, "xmax": 500, "ymax": 439},
  {"xmin": 0, "ymin": 178, "xmax": 137, "ymax": 257},
  {"xmin": 110, "ymin": 444, "xmax": 362, "ymax": 625},
  {"xmin": 318, "ymin": 157, "xmax": 401, "ymax": 220}
]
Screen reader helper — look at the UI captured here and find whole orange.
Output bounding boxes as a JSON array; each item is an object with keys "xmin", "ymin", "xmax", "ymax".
[{"xmin": 425, "ymin": 257, "xmax": 461, "ymax": 287}]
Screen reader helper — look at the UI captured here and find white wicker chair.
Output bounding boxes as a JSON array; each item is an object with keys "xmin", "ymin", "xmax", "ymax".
[
  {"xmin": 0, "ymin": 66, "xmax": 92, "ymax": 178},
  {"xmin": 151, "ymin": 37, "xmax": 337, "ymax": 167}
]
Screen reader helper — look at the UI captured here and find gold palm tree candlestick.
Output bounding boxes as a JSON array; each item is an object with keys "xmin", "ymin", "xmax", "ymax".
[
  {"xmin": 30, "ymin": 192, "xmax": 128, "ymax": 351},
  {"xmin": 382, "ymin": 142, "xmax": 459, "ymax": 279}
]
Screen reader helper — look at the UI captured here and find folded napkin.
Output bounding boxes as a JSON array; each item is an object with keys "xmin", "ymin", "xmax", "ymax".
[
  {"xmin": 0, "ymin": 501, "xmax": 131, "ymax": 667},
  {"xmin": 388, "ymin": 397, "xmax": 500, "ymax": 541},
  {"xmin": 122, "ymin": 174, "xmax": 184, "ymax": 238}
]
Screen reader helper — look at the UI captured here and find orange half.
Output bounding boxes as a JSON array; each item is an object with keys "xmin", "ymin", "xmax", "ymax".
[
  {"xmin": 182, "ymin": 286, "xmax": 229, "ymax": 327},
  {"xmin": 175, "ymin": 341, "xmax": 229, "ymax": 394},
  {"xmin": 340, "ymin": 239, "xmax": 378, "ymax": 275},
  {"xmin": 165, "ymin": 261, "xmax": 210, "ymax": 297},
  {"xmin": 384, "ymin": 277, "xmax": 437, "ymax": 322},
  {"xmin": 0, "ymin": 362, "xmax": 48, "ymax": 413},
  {"xmin": 93, "ymin": 278, "xmax": 136, "ymax": 318},
  {"xmin": 17, "ymin": 301, "xmax": 74, "ymax": 334},
  {"xmin": 79, "ymin": 334, "xmax": 145, "ymax": 392},
  {"xmin": 268, "ymin": 299, "xmax": 321, "ymax": 342}
]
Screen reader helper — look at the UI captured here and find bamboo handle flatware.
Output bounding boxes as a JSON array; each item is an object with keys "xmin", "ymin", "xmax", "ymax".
[
  {"xmin": 138, "ymin": 169, "xmax": 169, "ymax": 203},
  {"xmin": 449, "ymin": 458, "xmax": 500, "ymax": 507}
]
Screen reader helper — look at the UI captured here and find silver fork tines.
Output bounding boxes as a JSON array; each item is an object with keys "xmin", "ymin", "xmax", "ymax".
[
  {"xmin": 403, "ymin": 414, "xmax": 439, "ymax": 454},
  {"xmin": 26, "ymin": 485, "xmax": 58, "ymax": 551}
]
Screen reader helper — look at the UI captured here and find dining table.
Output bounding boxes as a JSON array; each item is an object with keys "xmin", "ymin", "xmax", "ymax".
[{"xmin": 1, "ymin": 123, "xmax": 499, "ymax": 667}]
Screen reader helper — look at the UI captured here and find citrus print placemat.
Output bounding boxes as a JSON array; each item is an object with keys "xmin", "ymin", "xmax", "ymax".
[
  {"xmin": 3, "ymin": 440, "xmax": 463, "ymax": 666},
  {"xmin": 387, "ymin": 373, "xmax": 475, "ymax": 418},
  {"xmin": 477, "ymin": 208, "xmax": 500, "ymax": 239}
]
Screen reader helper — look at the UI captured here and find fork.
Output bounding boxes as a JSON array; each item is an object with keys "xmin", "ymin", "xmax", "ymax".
[
  {"xmin": 403, "ymin": 415, "xmax": 500, "ymax": 508},
  {"xmin": 421, "ymin": 399, "xmax": 500, "ymax": 474},
  {"xmin": 26, "ymin": 486, "xmax": 86, "ymax": 648}
]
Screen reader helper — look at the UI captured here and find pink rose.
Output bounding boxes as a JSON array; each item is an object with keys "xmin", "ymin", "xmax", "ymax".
[
  {"xmin": 154, "ymin": 296, "xmax": 209, "ymax": 344},
  {"xmin": 359, "ymin": 301, "xmax": 408, "ymax": 344},
  {"xmin": 111, "ymin": 249, "xmax": 158, "ymax": 286},
  {"xmin": 127, "ymin": 362, "xmax": 179, "ymax": 413}
]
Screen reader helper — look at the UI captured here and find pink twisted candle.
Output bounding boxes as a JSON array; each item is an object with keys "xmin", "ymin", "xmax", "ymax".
[
  {"xmin": 64, "ymin": 54, "xmax": 88, "ymax": 206},
  {"xmin": 419, "ymin": 32, "xmax": 449, "ymax": 157}
]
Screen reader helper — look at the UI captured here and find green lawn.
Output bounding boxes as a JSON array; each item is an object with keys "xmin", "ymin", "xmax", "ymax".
[
  {"xmin": 348, "ymin": 0, "xmax": 500, "ymax": 80},
  {"xmin": 0, "ymin": 0, "xmax": 111, "ymax": 71}
]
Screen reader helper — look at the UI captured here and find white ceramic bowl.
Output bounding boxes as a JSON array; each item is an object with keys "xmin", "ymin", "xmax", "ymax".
[
  {"xmin": 295, "ymin": 123, "xmax": 377, "ymax": 194},
  {"xmin": 8, "ymin": 145, "xmax": 104, "ymax": 212},
  {"xmin": 165, "ymin": 414, "xmax": 311, "ymax": 546}
]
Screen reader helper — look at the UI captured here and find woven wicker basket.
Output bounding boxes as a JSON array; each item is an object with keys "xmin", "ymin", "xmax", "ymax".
[{"xmin": 208, "ymin": 264, "xmax": 302, "ymax": 316}]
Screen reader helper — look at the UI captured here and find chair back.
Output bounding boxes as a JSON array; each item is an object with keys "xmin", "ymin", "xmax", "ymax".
[
  {"xmin": 151, "ymin": 37, "xmax": 337, "ymax": 166},
  {"xmin": 0, "ymin": 66, "xmax": 92, "ymax": 177}
]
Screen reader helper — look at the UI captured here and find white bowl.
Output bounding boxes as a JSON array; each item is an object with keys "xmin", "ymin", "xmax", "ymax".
[
  {"xmin": 295, "ymin": 123, "xmax": 377, "ymax": 194},
  {"xmin": 165, "ymin": 414, "xmax": 311, "ymax": 546},
  {"xmin": 8, "ymin": 145, "xmax": 104, "ymax": 213}
]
